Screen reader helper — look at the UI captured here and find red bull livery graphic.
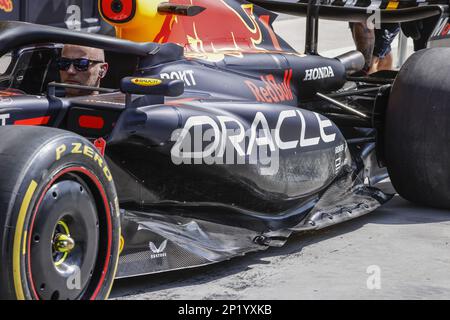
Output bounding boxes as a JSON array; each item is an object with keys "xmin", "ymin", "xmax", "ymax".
[
  {"xmin": 245, "ymin": 69, "xmax": 294, "ymax": 103},
  {"xmin": 0, "ymin": 0, "xmax": 13, "ymax": 12},
  {"xmin": 100, "ymin": 0, "xmax": 293, "ymax": 55},
  {"xmin": 154, "ymin": 0, "xmax": 276, "ymax": 52}
]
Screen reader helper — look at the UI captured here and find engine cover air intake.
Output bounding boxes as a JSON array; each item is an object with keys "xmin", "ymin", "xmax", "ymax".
[{"xmin": 100, "ymin": 0, "xmax": 136, "ymax": 23}]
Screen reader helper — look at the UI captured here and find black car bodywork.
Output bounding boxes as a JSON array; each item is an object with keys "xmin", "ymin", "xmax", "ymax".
[{"xmin": 0, "ymin": 0, "xmax": 448, "ymax": 280}]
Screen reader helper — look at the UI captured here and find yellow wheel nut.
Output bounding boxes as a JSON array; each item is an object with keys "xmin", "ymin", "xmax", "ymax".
[{"xmin": 54, "ymin": 234, "xmax": 75, "ymax": 253}]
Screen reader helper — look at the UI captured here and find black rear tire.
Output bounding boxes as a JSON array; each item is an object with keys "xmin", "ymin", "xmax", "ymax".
[
  {"xmin": 0, "ymin": 126, "xmax": 120, "ymax": 300},
  {"xmin": 385, "ymin": 48, "xmax": 450, "ymax": 208}
]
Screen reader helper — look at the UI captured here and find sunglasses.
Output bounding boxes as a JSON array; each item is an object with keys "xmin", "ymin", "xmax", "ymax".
[{"xmin": 56, "ymin": 57, "xmax": 104, "ymax": 72}]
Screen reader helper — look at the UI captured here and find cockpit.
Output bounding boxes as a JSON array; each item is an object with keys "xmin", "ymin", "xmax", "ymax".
[{"xmin": 0, "ymin": 43, "xmax": 139, "ymax": 96}]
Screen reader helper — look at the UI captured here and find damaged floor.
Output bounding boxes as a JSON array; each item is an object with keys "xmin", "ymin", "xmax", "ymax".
[{"xmin": 110, "ymin": 183, "xmax": 450, "ymax": 300}]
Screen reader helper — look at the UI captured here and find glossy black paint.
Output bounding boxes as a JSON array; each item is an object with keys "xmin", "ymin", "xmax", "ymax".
[
  {"xmin": 0, "ymin": 3, "xmax": 392, "ymax": 277},
  {"xmin": 0, "ymin": 37, "xmax": 381, "ymax": 223}
]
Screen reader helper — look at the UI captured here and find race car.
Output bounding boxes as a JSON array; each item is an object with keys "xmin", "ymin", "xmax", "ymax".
[
  {"xmin": 0, "ymin": 0, "xmax": 114, "ymax": 34},
  {"xmin": 0, "ymin": 0, "xmax": 449, "ymax": 300}
]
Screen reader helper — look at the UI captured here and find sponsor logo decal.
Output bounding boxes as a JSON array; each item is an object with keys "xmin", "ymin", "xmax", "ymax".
[
  {"xmin": 55, "ymin": 143, "xmax": 113, "ymax": 182},
  {"xmin": 149, "ymin": 240, "xmax": 168, "ymax": 259},
  {"xmin": 335, "ymin": 144, "xmax": 346, "ymax": 174},
  {"xmin": 303, "ymin": 66, "xmax": 335, "ymax": 81},
  {"xmin": 0, "ymin": 0, "xmax": 13, "ymax": 13},
  {"xmin": 131, "ymin": 78, "xmax": 162, "ymax": 86},
  {"xmin": 160, "ymin": 70, "xmax": 197, "ymax": 87},
  {"xmin": 171, "ymin": 110, "xmax": 337, "ymax": 175},
  {"xmin": 245, "ymin": 69, "xmax": 294, "ymax": 103},
  {"xmin": 0, "ymin": 113, "xmax": 10, "ymax": 126}
]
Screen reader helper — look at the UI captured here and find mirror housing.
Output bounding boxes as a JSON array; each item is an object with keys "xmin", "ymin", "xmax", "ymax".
[{"xmin": 120, "ymin": 77, "xmax": 184, "ymax": 96}]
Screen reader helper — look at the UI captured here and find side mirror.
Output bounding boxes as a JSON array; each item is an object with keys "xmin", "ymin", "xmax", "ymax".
[{"xmin": 120, "ymin": 77, "xmax": 184, "ymax": 96}]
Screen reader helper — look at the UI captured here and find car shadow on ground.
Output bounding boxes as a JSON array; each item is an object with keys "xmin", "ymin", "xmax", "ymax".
[{"xmin": 110, "ymin": 185, "xmax": 450, "ymax": 299}]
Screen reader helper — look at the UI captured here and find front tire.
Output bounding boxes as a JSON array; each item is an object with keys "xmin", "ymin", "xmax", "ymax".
[{"xmin": 0, "ymin": 126, "xmax": 120, "ymax": 300}]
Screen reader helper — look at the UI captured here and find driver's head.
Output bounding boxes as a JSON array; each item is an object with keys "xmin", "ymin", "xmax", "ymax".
[{"xmin": 58, "ymin": 44, "xmax": 109, "ymax": 97}]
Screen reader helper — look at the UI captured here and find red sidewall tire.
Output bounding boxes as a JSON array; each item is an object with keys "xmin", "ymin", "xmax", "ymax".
[{"xmin": 0, "ymin": 126, "xmax": 120, "ymax": 300}]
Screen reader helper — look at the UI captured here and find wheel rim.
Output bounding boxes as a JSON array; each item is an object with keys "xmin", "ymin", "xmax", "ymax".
[{"xmin": 26, "ymin": 167, "xmax": 113, "ymax": 300}]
